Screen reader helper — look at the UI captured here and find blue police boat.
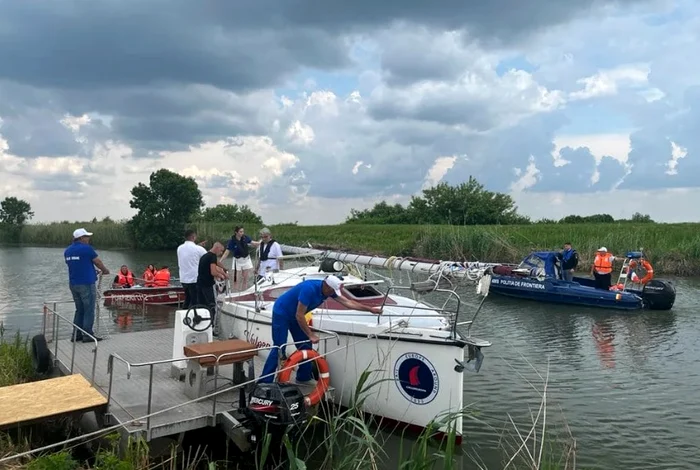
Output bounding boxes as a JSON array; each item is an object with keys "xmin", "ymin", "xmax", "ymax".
[{"xmin": 485, "ymin": 250, "xmax": 676, "ymax": 311}]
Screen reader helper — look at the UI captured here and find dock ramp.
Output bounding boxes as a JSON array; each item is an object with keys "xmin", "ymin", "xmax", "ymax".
[{"xmin": 0, "ymin": 374, "xmax": 107, "ymax": 430}]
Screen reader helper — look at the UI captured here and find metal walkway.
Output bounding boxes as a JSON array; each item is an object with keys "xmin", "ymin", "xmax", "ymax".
[
  {"xmin": 53, "ymin": 327, "xmax": 250, "ymax": 440},
  {"xmin": 0, "ymin": 374, "xmax": 107, "ymax": 430}
]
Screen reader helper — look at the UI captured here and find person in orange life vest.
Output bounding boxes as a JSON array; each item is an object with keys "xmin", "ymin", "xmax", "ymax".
[
  {"xmin": 590, "ymin": 247, "xmax": 617, "ymax": 290},
  {"xmin": 142, "ymin": 264, "xmax": 157, "ymax": 287},
  {"xmin": 153, "ymin": 266, "xmax": 171, "ymax": 287},
  {"xmin": 112, "ymin": 265, "xmax": 134, "ymax": 288}
]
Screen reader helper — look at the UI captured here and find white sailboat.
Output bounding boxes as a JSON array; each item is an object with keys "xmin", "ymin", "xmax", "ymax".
[{"xmin": 216, "ymin": 251, "xmax": 493, "ymax": 444}]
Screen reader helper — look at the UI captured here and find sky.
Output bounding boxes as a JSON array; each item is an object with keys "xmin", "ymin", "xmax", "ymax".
[{"xmin": 0, "ymin": 0, "xmax": 698, "ymax": 225}]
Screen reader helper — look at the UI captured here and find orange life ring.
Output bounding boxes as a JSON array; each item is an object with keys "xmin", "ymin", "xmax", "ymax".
[
  {"xmin": 628, "ymin": 259, "xmax": 654, "ymax": 285},
  {"xmin": 277, "ymin": 349, "xmax": 331, "ymax": 407}
]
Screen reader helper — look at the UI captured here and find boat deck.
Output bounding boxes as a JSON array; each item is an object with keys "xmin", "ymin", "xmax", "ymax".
[
  {"xmin": 53, "ymin": 327, "xmax": 264, "ymax": 440},
  {"xmin": 0, "ymin": 374, "xmax": 107, "ymax": 430}
]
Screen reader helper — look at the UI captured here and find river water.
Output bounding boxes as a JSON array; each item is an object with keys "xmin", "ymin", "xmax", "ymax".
[{"xmin": 1, "ymin": 246, "xmax": 699, "ymax": 469}]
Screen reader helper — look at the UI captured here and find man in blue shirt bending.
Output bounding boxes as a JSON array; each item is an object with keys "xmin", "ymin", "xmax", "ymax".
[
  {"xmin": 64, "ymin": 228, "xmax": 110, "ymax": 342},
  {"xmin": 259, "ymin": 275, "xmax": 383, "ymax": 383}
]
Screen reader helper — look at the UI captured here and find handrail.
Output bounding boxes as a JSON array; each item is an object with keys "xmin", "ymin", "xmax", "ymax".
[
  {"xmin": 42, "ymin": 302, "xmax": 99, "ymax": 384},
  {"xmin": 377, "ymin": 285, "xmax": 463, "ymax": 340},
  {"xmin": 104, "ymin": 335, "xmax": 333, "ymax": 439},
  {"xmin": 107, "ymin": 351, "xmax": 220, "ymax": 439}
]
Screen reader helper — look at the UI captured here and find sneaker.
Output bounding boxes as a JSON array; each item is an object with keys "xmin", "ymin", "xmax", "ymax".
[
  {"xmin": 70, "ymin": 336, "xmax": 83, "ymax": 343},
  {"xmin": 83, "ymin": 335, "xmax": 103, "ymax": 342}
]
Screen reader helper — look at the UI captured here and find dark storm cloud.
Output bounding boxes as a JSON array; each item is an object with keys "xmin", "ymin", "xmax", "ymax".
[{"xmin": 0, "ymin": 0, "xmax": 651, "ymax": 156}]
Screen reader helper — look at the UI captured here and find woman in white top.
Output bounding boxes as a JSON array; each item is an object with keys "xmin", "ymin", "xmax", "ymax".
[
  {"xmin": 255, "ymin": 227, "xmax": 283, "ymax": 281},
  {"xmin": 220, "ymin": 226, "xmax": 260, "ymax": 291}
]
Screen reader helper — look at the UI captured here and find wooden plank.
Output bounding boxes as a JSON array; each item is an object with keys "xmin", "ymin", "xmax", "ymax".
[
  {"xmin": 184, "ymin": 339, "xmax": 258, "ymax": 366},
  {"xmin": 0, "ymin": 374, "xmax": 107, "ymax": 428}
]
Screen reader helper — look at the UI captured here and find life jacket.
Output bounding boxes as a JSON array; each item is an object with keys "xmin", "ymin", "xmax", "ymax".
[
  {"xmin": 142, "ymin": 269, "xmax": 155, "ymax": 287},
  {"xmin": 594, "ymin": 253, "xmax": 613, "ymax": 274},
  {"xmin": 232, "ymin": 236, "xmax": 249, "ymax": 258},
  {"xmin": 153, "ymin": 268, "xmax": 171, "ymax": 287},
  {"xmin": 259, "ymin": 240, "xmax": 276, "ymax": 262},
  {"xmin": 116, "ymin": 271, "xmax": 134, "ymax": 287}
]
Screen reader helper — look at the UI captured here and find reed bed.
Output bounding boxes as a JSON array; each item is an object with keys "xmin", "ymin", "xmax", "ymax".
[
  {"xmin": 0, "ymin": 324, "xmax": 34, "ymax": 388},
  {"xmin": 3, "ymin": 221, "xmax": 699, "ymax": 275}
]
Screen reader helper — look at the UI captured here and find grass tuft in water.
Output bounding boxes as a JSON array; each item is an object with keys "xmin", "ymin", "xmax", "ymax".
[{"xmin": 0, "ymin": 323, "xmax": 34, "ymax": 388}]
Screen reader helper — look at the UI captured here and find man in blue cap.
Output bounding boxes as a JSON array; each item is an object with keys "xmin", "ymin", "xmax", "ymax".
[{"xmin": 258, "ymin": 275, "xmax": 382, "ymax": 383}]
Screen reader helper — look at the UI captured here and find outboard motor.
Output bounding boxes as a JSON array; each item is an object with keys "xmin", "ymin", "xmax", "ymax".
[
  {"xmin": 641, "ymin": 279, "xmax": 676, "ymax": 310},
  {"xmin": 244, "ymin": 382, "xmax": 308, "ymax": 452}
]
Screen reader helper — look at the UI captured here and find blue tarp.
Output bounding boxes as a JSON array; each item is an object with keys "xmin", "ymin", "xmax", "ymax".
[{"xmin": 520, "ymin": 251, "xmax": 558, "ymax": 278}]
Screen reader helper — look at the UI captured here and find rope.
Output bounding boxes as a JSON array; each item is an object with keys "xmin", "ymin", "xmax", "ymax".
[
  {"xmin": 0, "ymin": 334, "xmax": 378, "ymax": 465},
  {"xmin": 384, "ymin": 256, "xmax": 397, "ymax": 270}
]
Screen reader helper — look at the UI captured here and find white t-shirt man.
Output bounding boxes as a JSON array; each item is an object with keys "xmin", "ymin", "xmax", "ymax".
[
  {"xmin": 177, "ymin": 240, "xmax": 207, "ymax": 284},
  {"xmin": 257, "ymin": 240, "xmax": 283, "ymax": 277}
]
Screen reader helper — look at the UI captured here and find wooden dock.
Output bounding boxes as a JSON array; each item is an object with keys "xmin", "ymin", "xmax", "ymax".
[
  {"xmin": 0, "ymin": 374, "xmax": 107, "ymax": 430},
  {"xmin": 52, "ymin": 327, "xmax": 257, "ymax": 440}
]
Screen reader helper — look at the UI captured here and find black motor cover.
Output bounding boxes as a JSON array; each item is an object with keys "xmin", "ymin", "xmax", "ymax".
[
  {"xmin": 642, "ymin": 279, "xmax": 676, "ymax": 310},
  {"xmin": 245, "ymin": 382, "xmax": 307, "ymax": 429}
]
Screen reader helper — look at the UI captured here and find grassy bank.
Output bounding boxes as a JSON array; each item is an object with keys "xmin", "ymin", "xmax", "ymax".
[{"xmin": 3, "ymin": 221, "xmax": 700, "ymax": 275}]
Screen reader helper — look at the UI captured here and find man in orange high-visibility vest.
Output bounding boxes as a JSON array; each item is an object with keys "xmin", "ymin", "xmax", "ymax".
[{"xmin": 590, "ymin": 247, "xmax": 617, "ymax": 290}]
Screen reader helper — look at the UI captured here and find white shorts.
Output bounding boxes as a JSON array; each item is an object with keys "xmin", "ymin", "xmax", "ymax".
[{"xmin": 233, "ymin": 256, "xmax": 253, "ymax": 271}]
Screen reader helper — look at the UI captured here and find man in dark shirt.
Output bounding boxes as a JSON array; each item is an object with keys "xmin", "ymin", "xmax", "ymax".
[
  {"xmin": 557, "ymin": 242, "xmax": 579, "ymax": 281},
  {"xmin": 196, "ymin": 242, "xmax": 227, "ymax": 334}
]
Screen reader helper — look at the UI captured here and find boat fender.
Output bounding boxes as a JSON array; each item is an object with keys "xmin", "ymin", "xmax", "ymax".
[
  {"xmin": 31, "ymin": 334, "xmax": 52, "ymax": 375},
  {"xmin": 277, "ymin": 349, "xmax": 331, "ymax": 407},
  {"xmin": 629, "ymin": 259, "xmax": 654, "ymax": 285}
]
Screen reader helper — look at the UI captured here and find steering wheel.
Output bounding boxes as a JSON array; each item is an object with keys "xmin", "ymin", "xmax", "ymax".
[{"xmin": 183, "ymin": 305, "xmax": 213, "ymax": 332}]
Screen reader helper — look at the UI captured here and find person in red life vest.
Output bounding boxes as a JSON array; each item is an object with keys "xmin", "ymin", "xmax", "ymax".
[
  {"xmin": 112, "ymin": 265, "xmax": 134, "ymax": 288},
  {"xmin": 142, "ymin": 264, "xmax": 157, "ymax": 287},
  {"xmin": 153, "ymin": 265, "xmax": 171, "ymax": 287}
]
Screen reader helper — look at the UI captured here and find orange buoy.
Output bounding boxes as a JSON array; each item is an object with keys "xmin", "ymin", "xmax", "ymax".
[
  {"xmin": 629, "ymin": 259, "xmax": 654, "ymax": 285},
  {"xmin": 277, "ymin": 349, "xmax": 331, "ymax": 406}
]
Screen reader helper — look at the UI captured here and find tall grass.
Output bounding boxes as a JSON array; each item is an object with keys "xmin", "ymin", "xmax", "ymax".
[
  {"xmin": 0, "ymin": 323, "xmax": 34, "ymax": 387},
  {"xmin": 3, "ymin": 221, "xmax": 700, "ymax": 274}
]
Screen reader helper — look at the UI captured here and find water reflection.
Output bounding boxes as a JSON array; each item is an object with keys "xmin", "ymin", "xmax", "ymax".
[{"xmin": 591, "ymin": 319, "xmax": 616, "ymax": 369}]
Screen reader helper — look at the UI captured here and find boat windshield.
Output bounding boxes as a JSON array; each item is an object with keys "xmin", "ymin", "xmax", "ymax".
[{"xmin": 518, "ymin": 254, "xmax": 545, "ymax": 271}]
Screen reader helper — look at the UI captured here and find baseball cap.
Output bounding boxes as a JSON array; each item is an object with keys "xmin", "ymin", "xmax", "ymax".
[
  {"xmin": 597, "ymin": 247, "xmax": 607, "ymax": 252},
  {"xmin": 73, "ymin": 228, "xmax": 93, "ymax": 239},
  {"xmin": 324, "ymin": 275, "xmax": 343, "ymax": 297}
]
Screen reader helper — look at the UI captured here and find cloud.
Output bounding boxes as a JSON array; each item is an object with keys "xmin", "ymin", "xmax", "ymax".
[{"xmin": 0, "ymin": 0, "xmax": 699, "ymax": 227}]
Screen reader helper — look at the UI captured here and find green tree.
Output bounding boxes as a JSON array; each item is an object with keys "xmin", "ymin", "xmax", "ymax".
[
  {"xmin": 631, "ymin": 212, "xmax": 654, "ymax": 223},
  {"xmin": 128, "ymin": 169, "xmax": 204, "ymax": 249},
  {"xmin": 346, "ymin": 177, "xmax": 527, "ymax": 225},
  {"xmin": 0, "ymin": 197, "xmax": 34, "ymax": 226},
  {"xmin": 408, "ymin": 178, "xmax": 522, "ymax": 225},
  {"xmin": 346, "ymin": 201, "xmax": 410, "ymax": 224},
  {"xmin": 199, "ymin": 204, "xmax": 263, "ymax": 225}
]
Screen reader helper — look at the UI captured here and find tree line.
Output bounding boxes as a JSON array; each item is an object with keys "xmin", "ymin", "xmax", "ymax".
[
  {"xmin": 346, "ymin": 177, "xmax": 655, "ymax": 225},
  {"xmin": 0, "ymin": 170, "xmax": 656, "ymax": 248}
]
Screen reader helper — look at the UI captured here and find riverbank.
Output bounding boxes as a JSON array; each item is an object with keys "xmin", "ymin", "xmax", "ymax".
[{"xmin": 2, "ymin": 221, "xmax": 699, "ymax": 275}]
